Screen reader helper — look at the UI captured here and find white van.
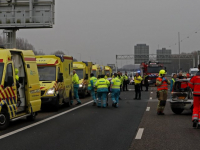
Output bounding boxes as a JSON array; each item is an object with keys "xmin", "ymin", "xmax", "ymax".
[{"xmin": 189, "ymin": 68, "xmax": 198, "ymax": 76}]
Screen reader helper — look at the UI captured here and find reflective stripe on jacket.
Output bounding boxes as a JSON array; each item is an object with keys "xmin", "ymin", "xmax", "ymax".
[
  {"xmin": 73, "ymin": 73, "xmax": 79, "ymax": 87},
  {"xmin": 88, "ymin": 76, "xmax": 97, "ymax": 90},
  {"xmin": 111, "ymin": 77, "xmax": 121, "ymax": 89},
  {"xmin": 134, "ymin": 76, "xmax": 142, "ymax": 84},
  {"xmin": 156, "ymin": 77, "xmax": 169, "ymax": 91},
  {"xmin": 95, "ymin": 78, "xmax": 110, "ymax": 92},
  {"xmin": 188, "ymin": 71, "xmax": 200, "ymax": 95}
]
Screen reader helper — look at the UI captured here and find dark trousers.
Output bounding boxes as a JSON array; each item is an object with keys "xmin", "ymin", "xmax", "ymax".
[
  {"xmin": 123, "ymin": 81, "xmax": 128, "ymax": 91},
  {"xmin": 145, "ymin": 84, "xmax": 149, "ymax": 91},
  {"xmin": 135, "ymin": 84, "xmax": 141, "ymax": 98}
]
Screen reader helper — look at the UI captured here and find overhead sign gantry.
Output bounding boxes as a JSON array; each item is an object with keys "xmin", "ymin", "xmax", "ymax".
[{"xmin": 0, "ymin": 0, "xmax": 55, "ymax": 48}]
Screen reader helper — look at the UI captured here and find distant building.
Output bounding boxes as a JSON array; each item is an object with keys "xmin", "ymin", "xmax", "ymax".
[
  {"xmin": 157, "ymin": 48, "xmax": 171, "ymax": 64},
  {"xmin": 134, "ymin": 44, "xmax": 149, "ymax": 64}
]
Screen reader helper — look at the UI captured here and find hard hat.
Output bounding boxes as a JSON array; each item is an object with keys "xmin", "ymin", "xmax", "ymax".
[{"xmin": 159, "ymin": 69, "xmax": 166, "ymax": 76}]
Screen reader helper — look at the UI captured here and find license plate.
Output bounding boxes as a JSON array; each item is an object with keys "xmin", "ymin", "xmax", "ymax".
[{"xmin": 178, "ymin": 97, "xmax": 185, "ymax": 100}]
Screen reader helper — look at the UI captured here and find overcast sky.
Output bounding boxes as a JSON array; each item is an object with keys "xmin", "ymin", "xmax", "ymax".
[{"xmin": 5, "ymin": 0, "xmax": 200, "ymax": 66}]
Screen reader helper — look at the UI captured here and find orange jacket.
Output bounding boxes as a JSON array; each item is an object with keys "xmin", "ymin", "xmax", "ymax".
[
  {"xmin": 188, "ymin": 72, "xmax": 200, "ymax": 95},
  {"xmin": 157, "ymin": 77, "xmax": 168, "ymax": 91}
]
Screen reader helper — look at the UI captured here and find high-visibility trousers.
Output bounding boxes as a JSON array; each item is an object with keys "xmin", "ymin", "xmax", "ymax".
[{"xmin": 192, "ymin": 96, "xmax": 200, "ymax": 122}]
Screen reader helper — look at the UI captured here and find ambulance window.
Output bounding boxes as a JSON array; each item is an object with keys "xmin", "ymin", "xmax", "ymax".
[
  {"xmin": 57, "ymin": 67, "xmax": 60, "ymax": 78},
  {"xmin": 4, "ymin": 63, "xmax": 14, "ymax": 87}
]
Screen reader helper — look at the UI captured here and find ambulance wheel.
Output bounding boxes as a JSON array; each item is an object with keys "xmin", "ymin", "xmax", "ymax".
[
  {"xmin": 27, "ymin": 112, "xmax": 37, "ymax": 121},
  {"xmin": 171, "ymin": 108, "xmax": 184, "ymax": 114},
  {"xmin": 0, "ymin": 108, "xmax": 10, "ymax": 130}
]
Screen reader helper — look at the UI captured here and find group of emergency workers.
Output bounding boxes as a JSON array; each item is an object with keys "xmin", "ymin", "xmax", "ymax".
[{"xmin": 156, "ymin": 66, "xmax": 200, "ymax": 128}]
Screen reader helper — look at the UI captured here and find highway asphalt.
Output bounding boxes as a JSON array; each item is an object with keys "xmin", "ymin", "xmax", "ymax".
[
  {"xmin": 0, "ymin": 85, "xmax": 149, "ymax": 150},
  {"xmin": 130, "ymin": 87, "xmax": 198, "ymax": 150}
]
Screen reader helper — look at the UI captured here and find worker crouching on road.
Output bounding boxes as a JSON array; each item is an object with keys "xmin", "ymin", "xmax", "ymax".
[
  {"xmin": 88, "ymin": 73, "xmax": 97, "ymax": 106},
  {"xmin": 111, "ymin": 73, "xmax": 121, "ymax": 108},
  {"xmin": 95, "ymin": 75, "xmax": 110, "ymax": 108},
  {"xmin": 72, "ymin": 70, "xmax": 82, "ymax": 105},
  {"xmin": 134, "ymin": 73, "xmax": 142, "ymax": 100},
  {"xmin": 188, "ymin": 64, "xmax": 200, "ymax": 128},
  {"xmin": 156, "ymin": 69, "xmax": 170, "ymax": 115}
]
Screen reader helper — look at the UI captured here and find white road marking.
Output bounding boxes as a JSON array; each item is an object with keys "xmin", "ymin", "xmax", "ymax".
[
  {"xmin": 0, "ymin": 101, "xmax": 93, "ymax": 140},
  {"xmin": 135, "ymin": 128, "xmax": 144, "ymax": 139},
  {"xmin": 146, "ymin": 107, "xmax": 150, "ymax": 111},
  {"xmin": 151, "ymin": 92, "xmax": 153, "ymax": 94},
  {"xmin": 150, "ymin": 97, "xmax": 152, "ymax": 100},
  {"xmin": 128, "ymin": 89, "xmax": 135, "ymax": 91}
]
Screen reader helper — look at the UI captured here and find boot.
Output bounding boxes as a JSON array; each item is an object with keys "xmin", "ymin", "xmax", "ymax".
[
  {"xmin": 134, "ymin": 98, "xmax": 137, "ymax": 100},
  {"xmin": 193, "ymin": 119, "xmax": 198, "ymax": 128},
  {"xmin": 76, "ymin": 102, "xmax": 81, "ymax": 105},
  {"xmin": 92, "ymin": 102, "xmax": 96, "ymax": 106}
]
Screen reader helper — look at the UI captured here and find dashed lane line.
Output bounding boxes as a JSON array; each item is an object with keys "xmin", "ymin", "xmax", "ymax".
[
  {"xmin": 135, "ymin": 128, "xmax": 144, "ymax": 139},
  {"xmin": 146, "ymin": 107, "xmax": 150, "ymax": 111},
  {"xmin": 150, "ymin": 97, "xmax": 152, "ymax": 100},
  {"xmin": 0, "ymin": 101, "xmax": 93, "ymax": 140}
]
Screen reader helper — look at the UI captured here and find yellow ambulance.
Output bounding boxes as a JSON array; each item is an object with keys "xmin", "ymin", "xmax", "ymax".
[
  {"xmin": 73, "ymin": 61, "xmax": 92, "ymax": 98},
  {"xmin": 0, "ymin": 48, "xmax": 41, "ymax": 130},
  {"xmin": 92, "ymin": 64, "xmax": 101, "ymax": 78},
  {"xmin": 105, "ymin": 66, "xmax": 112, "ymax": 76},
  {"xmin": 36, "ymin": 55, "xmax": 73, "ymax": 111}
]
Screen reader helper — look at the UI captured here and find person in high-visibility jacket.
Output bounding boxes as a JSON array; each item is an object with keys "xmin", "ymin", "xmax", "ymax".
[
  {"xmin": 104, "ymin": 73, "xmax": 109, "ymax": 79},
  {"xmin": 134, "ymin": 73, "xmax": 142, "ymax": 100},
  {"xmin": 188, "ymin": 64, "xmax": 200, "ymax": 128},
  {"xmin": 72, "ymin": 70, "xmax": 81, "ymax": 105},
  {"xmin": 123, "ymin": 72, "xmax": 129, "ymax": 91},
  {"xmin": 156, "ymin": 69, "xmax": 170, "ymax": 115},
  {"xmin": 170, "ymin": 73, "xmax": 177, "ymax": 92},
  {"xmin": 88, "ymin": 73, "xmax": 97, "ymax": 106},
  {"xmin": 111, "ymin": 73, "xmax": 121, "ymax": 108},
  {"xmin": 95, "ymin": 75, "xmax": 110, "ymax": 108}
]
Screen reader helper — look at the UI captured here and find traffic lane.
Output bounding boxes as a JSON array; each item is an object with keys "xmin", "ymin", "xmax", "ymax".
[
  {"xmin": 0, "ymin": 90, "xmax": 149, "ymax": 150},
  {"xmin": 130, "ymin": 100, "xmax": 199, "ymax": 150},
  {"xmin": 0, "ymin": 96, "xmax": 91, "ymax": 135}
]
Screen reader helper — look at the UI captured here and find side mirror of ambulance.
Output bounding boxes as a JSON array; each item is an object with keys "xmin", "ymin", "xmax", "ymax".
[{"xmin": 58, "ymin": 73, "xmax": 63, "ymax": 82}]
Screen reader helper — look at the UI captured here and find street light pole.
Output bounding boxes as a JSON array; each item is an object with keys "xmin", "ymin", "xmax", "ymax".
[{"xmin": 178, "ymin": 32, "xmax": 181, "ymax": 71}]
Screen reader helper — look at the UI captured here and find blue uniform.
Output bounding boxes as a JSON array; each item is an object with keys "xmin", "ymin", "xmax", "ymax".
[
  {"xmin": 111, "ymin": 77, "xmax": 121, "ymax": 107},
  {"xmin": 95, "ymin": 78, "xmax": 110, "ymax": 107},
  {"xmin": 88, "ymin": 76, "xmax": 97, "ymax": 103},
  {"xmin": 72, "ymin": 73, "xmax": 81, "ymax": 104}
]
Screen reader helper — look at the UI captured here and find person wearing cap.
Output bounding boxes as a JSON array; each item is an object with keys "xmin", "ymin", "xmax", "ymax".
[
  {"xmin": 134, "ymin": 72, "xmax": 142, "ymax": 100},
  {"xmin": 156, "ymin": 69, "xmax": 170, "ymax": 115}
]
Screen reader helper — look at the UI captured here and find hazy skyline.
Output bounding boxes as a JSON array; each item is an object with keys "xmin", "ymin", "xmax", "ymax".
[{"xmin": 2, "ymin": 0, "xmax": 200, "ymax": 67}]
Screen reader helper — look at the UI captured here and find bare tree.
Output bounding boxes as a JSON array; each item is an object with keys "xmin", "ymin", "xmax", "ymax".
[{"xmin": 51, "ymin": 50, "xmax": 65, "ymax": 55}]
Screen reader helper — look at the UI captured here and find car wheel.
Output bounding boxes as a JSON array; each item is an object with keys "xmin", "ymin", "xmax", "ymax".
[
  {"xmin": 0, "ymin": 108, "xmax": 10, "ymax": 130},
  {"xmin": 171, "ymin": 108, "xmax": 184, "ymax": 114},
  {"xmin": 27, "ymin": 112, "xmax": 37, "ymax": 121}
]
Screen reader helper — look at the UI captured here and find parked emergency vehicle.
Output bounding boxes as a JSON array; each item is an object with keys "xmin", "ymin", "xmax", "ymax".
[
  {"xmin": 36, "ymin": 55, "xmax": 73, "ymax": 111},
  {"xmin": 0, "ymin": 48, "xmax": 41, "ymax": 129},
  {"xmin": 140, "ymin": 61, "xmax": 164, "ymax": 85},
  {"xmin": 105, "ymin": 66, "xmax": 112, "ymax": 76},
  {"xmin": 73, "ymin": 61, "xmax": 92, "ymax": 98},
  {"xmin": 92, "ymin": 64, "xmax": 101, "ymax": 78}
]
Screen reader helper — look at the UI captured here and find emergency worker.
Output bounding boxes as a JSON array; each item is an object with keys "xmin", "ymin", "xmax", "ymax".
[
  {"xmin": 134, "ymin": 73, "xmax": 142, "ymax": 100},
  {"xmin": 95, "ymin": 75, "xmax": 110, "ymax": 108},
  {"xmin": 111, "ymin": 73, "xmax": 121, "ymax": 108},
  {"xmin": 123, "ymin": 72, "xmax": 129, "ymax": 91},
  {"xmin": 15, "ymin": 68, "xmax": 20, "ymax": 88},
  {"xmin": 170, "ymin": 73, "xmax": 177, "ymax": 92},
  {"xmin": 156, "ymin": 69, "xmax": 170, "ymax": 115},
  {"xmin": 72, "ymin": 70, "xmax": 81, "ymax": 105},
  {"xmin": 117, "ymin": 72, "xmax": 122, "ymax": 100},
  {"xmin": 88, "ymin": 73, "xmax": 97, "ymax": 106},
  {"xmin": 104, "ymin": 73, "xmax": 109, "ymax": 79},
  {"xmin": 143, "ymin": 73, "xmax": 149, "ymax": 91},
  {"xmin": 188, "ymin": 64, "xmax": 200, "ymax": 128}
]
